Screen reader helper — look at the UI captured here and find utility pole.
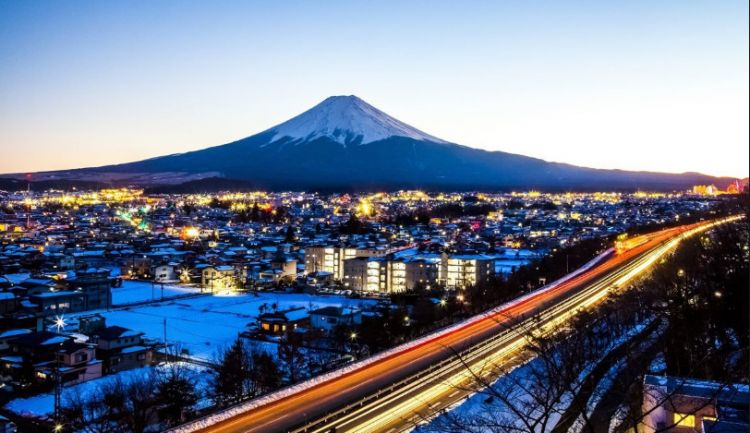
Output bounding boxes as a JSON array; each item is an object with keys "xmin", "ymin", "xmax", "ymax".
[{"xmin": 54, "ymin": 344, "xmax": 63, "ymax": 430}]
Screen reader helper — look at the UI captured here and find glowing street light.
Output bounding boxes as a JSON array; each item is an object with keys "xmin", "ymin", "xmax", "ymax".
[{"xmin": 53, "ymin": 315, "xmax": 67, "ymax": 332}]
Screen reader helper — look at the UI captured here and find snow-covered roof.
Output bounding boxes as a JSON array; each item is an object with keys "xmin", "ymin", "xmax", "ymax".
[{"xmin": 0, "ymin": 328, "xmax": 31, "ymax": 339}]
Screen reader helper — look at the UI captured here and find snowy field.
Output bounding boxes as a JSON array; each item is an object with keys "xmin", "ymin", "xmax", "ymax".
[
  {"xmin": 111, "ymin": 280, "xmax": 200, "ymax": 306},
  {"xmin": 69, "ymin": 292, "xmax": 377, "ymax": 361}
]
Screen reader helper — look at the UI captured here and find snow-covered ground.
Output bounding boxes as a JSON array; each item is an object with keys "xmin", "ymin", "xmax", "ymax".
[
  {"xmin": 416, "ymin": 320, "xmax": 655, "ymax": 433},
  {"xmin": 414, "ymin": 358, "xmax": 543, "ymax": 433},
  {"xmin": 69, "ymin": 292, "xmax": 376, "ymax": 361},
  {"xmin": 111, "ymin": 280, "xmax": 200, "ymax": 306},
  {"xmin": 5, "ymin": 364, "xmax": 211, "ymax": 419}
]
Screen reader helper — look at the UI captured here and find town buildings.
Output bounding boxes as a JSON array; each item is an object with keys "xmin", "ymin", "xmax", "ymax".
[{"xmin": 642, "ymin": 375, "xmax": 749, "ymax": 432}]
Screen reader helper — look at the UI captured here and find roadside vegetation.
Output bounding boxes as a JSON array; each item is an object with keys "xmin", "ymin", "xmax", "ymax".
[{"xmin": 422, "ymin": 200, "xmax": 748, "ymax": 433}]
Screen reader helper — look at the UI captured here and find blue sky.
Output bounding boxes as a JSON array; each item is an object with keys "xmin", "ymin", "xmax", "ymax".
[{"xmin": 1, "ymin": 0, "xmax": 747, "ymax": 178}]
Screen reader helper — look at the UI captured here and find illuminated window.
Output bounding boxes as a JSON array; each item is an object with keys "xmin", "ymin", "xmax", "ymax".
[{"xmin": 673, "ymin": 413, "xmax": 695, "ymax": 428}]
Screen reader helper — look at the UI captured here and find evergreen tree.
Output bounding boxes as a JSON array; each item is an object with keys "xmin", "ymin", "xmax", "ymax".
[
  {"xmin": 251, "ymin": 351, "xmax": 281, "ymax": 395},
  {"xmin": 156, "ymin": 366, "xmax": 198, "ymax": 426},
  {"xmin": 213, "ymin": 337, "xmax": 252, "ymax": 405},
  {"xmin": 284, "ymin": 225, "xmax": 296, "ymax": 242}
]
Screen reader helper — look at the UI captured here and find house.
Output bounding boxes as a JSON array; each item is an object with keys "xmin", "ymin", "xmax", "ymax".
[
  {"xmin": 91, "ymin": 325, "xmax": 153, "ymax": 374},
  {"xmin": 17, "ymin": 278, "xmax": 58, "ymax": 296},
  {"xmin": 3, "ymin": 331, "xmax": 102, "ymax": 386},
  {"xmin": 201, "ymin": 265, "xmax": 238, "ymax": 291},
  {"xmin": 257, "ymin": 308, "xmax": 309, "ymax": 335},
  {"xmin": 28, "ymin": 291, "xmax": 86, "ymax": 315},
  {"xmin": 48, "ymin": 254, "xmax": 75, "ymax": 271},
  {"xmin": 641, "ymin": 375, "xmax": 749, "ymax": 432},
  {"xmin": 0, "ymin": 328, "xmax": 31, "ymax": 352},
  {"xmin": 121, "ymin": 256, "xmax": 153, "ymax": 279},
  {"xmin": 153, "ymin": 263, "xmax": 179, "ymax": 283},
  {"xmin": 306, "ymin": 271, "xmax": 333, "ymax": 287},
  {"xmin": 258, "ymin": 257, "xmax": 297, "ymax": 284},
  {"xmin": 309, "ymin": 306, "xmax": 362, "ymax": 332},
  {"xmin": 65, "ymin": 268, "xmax": 113, "ymax": 311},
  {"xmin": 78, "ymin": 313, "xmax": 106, "ymax": 335},
  {"xmin": 50, "ymin": 339, "xmax": 102, "ymax": 384},
  {"xmin": 0, "ymin": 292, "xmax": 19, "ymax": 315}
]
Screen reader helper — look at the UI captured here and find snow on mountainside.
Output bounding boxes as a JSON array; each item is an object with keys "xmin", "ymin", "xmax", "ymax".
[
  {"xmin": 5, "ymin": 94, "xmax": 732, "ymax": 191},
  {"xmin": 264, "ymin": 95, "xmax": 448, "ymax": 145}
]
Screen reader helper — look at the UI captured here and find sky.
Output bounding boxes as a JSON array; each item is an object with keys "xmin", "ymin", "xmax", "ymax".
[{"xmin": 1, "ymin": 0, "xmax": 748, "ymax": 178}]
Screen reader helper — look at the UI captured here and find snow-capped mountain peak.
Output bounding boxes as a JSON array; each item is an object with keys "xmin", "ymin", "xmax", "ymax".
[{"xmin": 265, "ymin": 95, "xmax": 447, "ymax": 145}]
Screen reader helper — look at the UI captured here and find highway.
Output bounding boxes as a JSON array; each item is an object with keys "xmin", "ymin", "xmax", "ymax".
[{"xmin": 173, "ymin": 216, "xmax": 740, "ymax": 433}]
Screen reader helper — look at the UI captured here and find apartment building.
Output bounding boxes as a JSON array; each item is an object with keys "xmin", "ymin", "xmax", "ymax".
[
  {"xmin": 440, "ymin": 254, "xmax": 494, "ymax": 289},
  {"xmin": 305, "ymin": 245, "xmax": 387, "ymax": 280}
]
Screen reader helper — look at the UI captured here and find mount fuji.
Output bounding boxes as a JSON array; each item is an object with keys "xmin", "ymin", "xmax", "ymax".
[{"xmin": 9, "ymin": 95, "xmax": 730, "ymax": 191}]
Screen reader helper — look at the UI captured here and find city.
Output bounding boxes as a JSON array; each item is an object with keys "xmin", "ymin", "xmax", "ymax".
[
  {"xmin": 1, "ymin": 2, "xmax": 748, "ymax": 433},
  {"xmin": 0, "ymin": 187, "xmax": 746, "ymax": 432}
]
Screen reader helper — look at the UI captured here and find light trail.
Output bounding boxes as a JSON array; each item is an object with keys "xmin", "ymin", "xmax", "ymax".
[{"xmin": 171, "ymin": 215, "xmax": 741, "ymax": 433}]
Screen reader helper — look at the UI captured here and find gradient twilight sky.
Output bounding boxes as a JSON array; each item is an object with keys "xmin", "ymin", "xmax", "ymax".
[{"xmin": 1, "ymin": 1, "xmax": 748, "ymax": 178}]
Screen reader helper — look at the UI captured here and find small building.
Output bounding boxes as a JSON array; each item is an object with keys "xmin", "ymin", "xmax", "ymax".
[
  {"xmin": 153, "ymin": 263, "xmax": 179, "ymax": 283},
  {"xmin": 65, "ymin": 268, "xmax": 113, "ymax": 311},
  {"xmin": 0, "ymin": 328, "xmax": 31, "ymax": 352},
  {"xmin": 259, "ymin": 256, "xmax": 297, "ymax": 284},
  {"xmin": 51, "ymin": 339, "xmax": 102, "ymax": 384},
  {"xmin": 642, "ymin": 374, "xmax": 749, "ymax": 433},
  {"xmin": 258, "ymin": 308, "xmax": 309, "ymax": 335},
  {"xmin": 3, "ymin": 331, "xmax": 102, "ymax": 386},
  {"xmin": 201, "ymin": 265, "xmax": 237, "ymax": 291},
  {"xmin": 309, "ymin": 306, "xmax": 362, "ymax": 332},
  {"xmin": 0, "ymin": 292, "xmax": 19, "ymax": 315},
  {"xmin": 28, "ymin": 291, "xmax": 86, "ymax": 315},
  {"xmin": 78, "ymin": 313, "xmax": 106, "ymax": 335},
  {"xmin": 91, "ymin": 326, "xmax": 153, "ymax": 374},
  {"xmin": 306, "ymin": 271, "xmax": 333, "ymax": 287}
]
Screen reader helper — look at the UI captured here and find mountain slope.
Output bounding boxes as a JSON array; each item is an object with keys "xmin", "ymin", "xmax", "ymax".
[
  {"xmin": 8, "ymin": 95, "xmax": 733, "ymax": 191},
  {"xmin": 263, "ymin": 95, "xmax": 447, "ymax": 145}
]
